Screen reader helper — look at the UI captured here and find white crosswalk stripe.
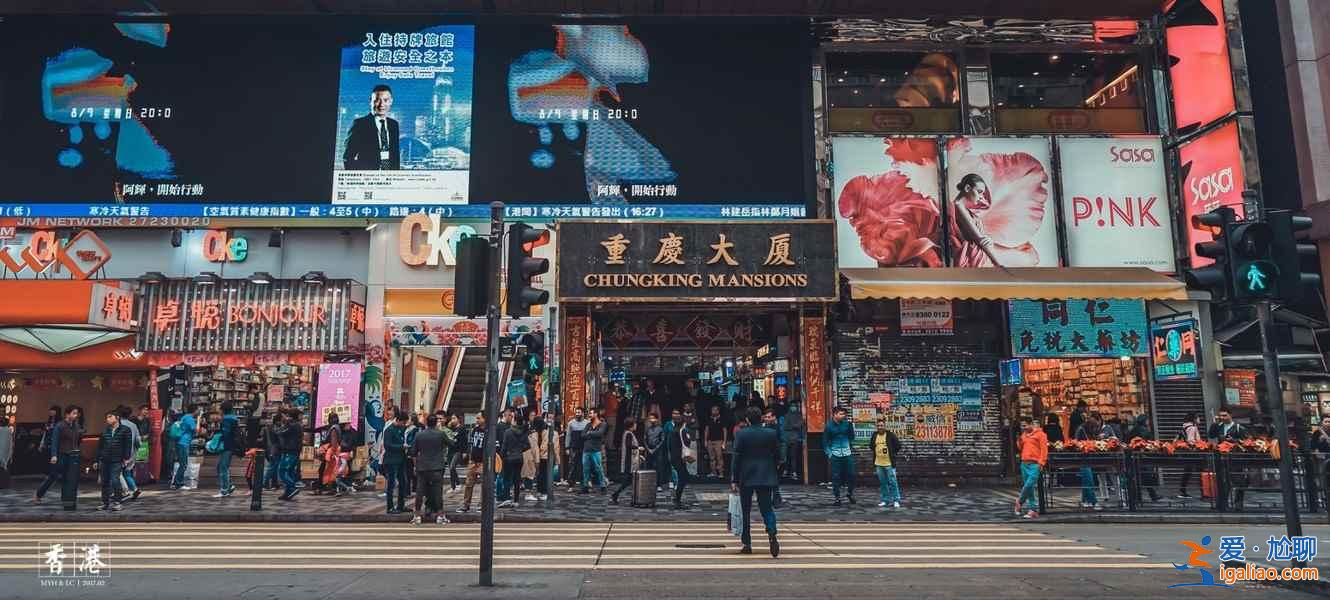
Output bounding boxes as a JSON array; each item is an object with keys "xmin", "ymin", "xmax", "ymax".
[{"xmin": 0, "ymin": 522, "xmax": 1172, "ymax": 571}]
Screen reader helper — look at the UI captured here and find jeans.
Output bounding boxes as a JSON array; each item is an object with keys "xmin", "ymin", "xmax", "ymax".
[
  {"xmin": 100, "ymin": 461, "xmax": 125, "ymax": 506},
  {"xmin": 740, "ymin": 485, "xmax": 778, "ymax": 548},
  {"xmin": 446, "ymin": 451, "xmax": 462, "ymax": 489},
  {"xmin": 172, "ymin": 442, "xmax": 191, "ymax": 487},
  {"xmin": 671, "ymin": 460, "xmax": 690, "ymax": 505},
  {"xmin": 502, "ymin": 458, "xmax": 523, "ymax": 502},
  {"xmin": 1079, "ymin": 467, "xmax": 1098, "ymax": 505},
  {"xmin": 784, "ymin": 440, "xmax": 803, "ymax": 479},
  {"xmin": 35, "ymin": 457, "xmax": 65, "ymax": 499},
  {"xmin": 830, "ymin": 455, "xmax": 856, "ymax": 499},
  {"xmin": 567, "ymin": 448, "xmax": 584, "ymax": 485},
  {"xmin": 875, "ymin": 466, "xmax": 901, "ymax": 504},
  {"xmin": 279, "ymin": 452, "xmax": 299, "ymax": 496},
  {"xmin": 121, "ymin": 463, "xmax": 137, "ymax": 493},
  {"xmin": 1018, "ymin": 462, "xmax": 1041, "ymax": 512},
  {"xmin": 383, "ymin": 462, "xmax": 407, "ymax": 511},
  {"xmin": 263, "ymin": 453, "xmax": 282, "ymax": 488},
  {"xmin": 582, "ymin": 450, "xmax": 606, "ymax": 490},
  {"xmin": 217, "ymin": 450, "xmax": 233, "ymax": 493}
]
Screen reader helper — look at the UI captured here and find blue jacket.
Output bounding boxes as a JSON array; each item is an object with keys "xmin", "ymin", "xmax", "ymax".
[
  {"xmin": 220, "ymin": 414, "xmax": 240, "ymax": 452},
  {"xmin": 823, "ymin": 419, "xmax": 854, "ymax": 455}
]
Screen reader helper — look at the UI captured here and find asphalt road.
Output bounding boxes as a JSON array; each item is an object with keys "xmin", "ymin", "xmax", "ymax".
[{"xmin": 0, "ymin": 522, "xmax": 1321, "ymax": 599}]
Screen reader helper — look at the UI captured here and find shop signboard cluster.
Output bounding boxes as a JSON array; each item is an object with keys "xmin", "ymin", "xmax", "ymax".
[
  {"xmin": 557, "ymin": 221, "xmax": 837, "ymax": 302},
  {"xmin": 1008, "ymin": 298, "xmax": 1149, "ymax": 358},
  {"xmin": 900, "ymin": 298, "xmax": 953, "ymax": 336}
]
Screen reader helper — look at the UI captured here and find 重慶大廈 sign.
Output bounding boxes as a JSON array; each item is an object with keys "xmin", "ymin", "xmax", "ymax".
[
  {"xmin": 136, "ymin": 279, "xmax": 358, "ymax": 353},
  {"xmin": 1009, "ymin": 298, "xmax": 1148, "ymax": 358},
  {"xmin": 556, "ymin": 220, "xmax": 837, "ymax": 302},
  {"xmin": 1151, "ymin": 319, "xmax": 1200, "ymax": 381}
]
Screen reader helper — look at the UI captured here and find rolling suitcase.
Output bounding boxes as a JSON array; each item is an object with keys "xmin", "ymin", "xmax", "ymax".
[
  {"xmin": 1201, "ymin": 471, "xmax": 1217, "ymax": 499},
  {"xmin": 631, "ymin": 469, "xmax": 657, "ymax": 508}
]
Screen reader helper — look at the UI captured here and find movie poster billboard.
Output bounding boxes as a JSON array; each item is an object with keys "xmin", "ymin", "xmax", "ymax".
[
  {"xmin": 832, "ymin": 137, "xmax": 943, "ymax": 268},
  {"xmin": 1057, "ymin": 137, "xmax": 1175, "ymax": 272},
  {"xmin": 1179, "ymin": 121, "xmax": 1246, "ymax": 267},
  {"xmin": 943, "ymin": 137, "xmax": 1060, "ymax": 267},
  {"xmin": 332, "ymin": 25, "xmax": 475, "ymax": 205}
]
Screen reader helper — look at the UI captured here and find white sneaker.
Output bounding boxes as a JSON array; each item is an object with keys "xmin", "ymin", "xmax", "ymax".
[
  {"xmin": 435, "ymin": 515, "xmax": 449, "ymax": 525},
  {"xmin": 1023, "ymin": 510, "xmax": 1039, "ymax": 519},
  {"xmin": 212, "ymin": 492, "xmax": 228, "ymax": 498},
  {"xmin": 877, "ymin": 502, "xmax": 887, "ymax": 508},
  {"xmin": 410, "ymin": 515, "xmax": 422, "ymax": 525},
  {"xmin": 538, "ymin": 494, "xmax": 548, "ymax": 501},
  {"xmin": 525, "ymin": 495, "xmax": 539, "ymax": 502},
  {"xmin": 669, "ymin": 482, "xmax": 676, "ymax": 490},
  {"xmin": 1093, "ymin": 504, "xmax": 1104, "ymax": 512},
  {"xmin": 497, "ymin": 499, "xmax": 514, "ymax": 508},
  {"xmin": 892, "ymin": 502, "xmax": 901, "ymax": 509}
]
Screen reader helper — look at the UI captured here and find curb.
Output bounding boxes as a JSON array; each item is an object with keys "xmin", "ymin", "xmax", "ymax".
[
  {"xmin": 1034, "ymin": 513, "xmax": 1297, "ymax": 525},
  {"xmin": 1245, "ymin": 561, "xmax": 1330, "ymax": 597}
]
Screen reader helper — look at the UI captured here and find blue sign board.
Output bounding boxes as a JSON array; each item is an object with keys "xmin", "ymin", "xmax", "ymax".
[
  {"xmin": 1008, "ymin": 299, "xmax": 1148, "ymax": 358},
  {"xmin": 999, "ymin": 359, "xmax": 1023, "ymax": 386},
  {"xmin": 891, "ymin": 377, "xmax": 983, "ymax": 407},
  {"xmin": 0, "ymin": 203, "xmax": 805, "ymax": 221}
]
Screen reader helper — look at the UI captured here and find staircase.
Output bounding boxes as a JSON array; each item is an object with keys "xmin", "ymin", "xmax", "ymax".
[{"xmin": 447, "ymin": 348, "xmax": 489, "ymax": 417}]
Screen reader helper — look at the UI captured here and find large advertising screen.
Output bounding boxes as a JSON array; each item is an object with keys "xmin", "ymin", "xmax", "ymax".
[
  {"xmin": 1057, "ymin": 137, "xmax": 1175, "ymax": 272},
  {"xmin": 943, "ymin": 137, "xmax": 1060, "ymax": 268},
  {"xmin": 832, "ymin": 136, "xmax": 943, "ymax": 268},
  {"xmin": 0, "ymin": 17, "xmax": 810, "ymax": 221},
  {"xmin": 468, "ymin": 23, "xmax": 809, "ymax": 207},
  {"xmin": 1165, "ymin": 0, "xmax": 1236, "ymax": 135},
  {"xmin": 1179, "ymin": 121, "xmax": 1246, "ymax": 267}
]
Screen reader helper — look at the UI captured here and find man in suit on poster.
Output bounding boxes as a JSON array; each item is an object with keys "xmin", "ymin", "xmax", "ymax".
[{"xmin": 343, "ymin": 84, "xmax": 401, "ymax": 170}]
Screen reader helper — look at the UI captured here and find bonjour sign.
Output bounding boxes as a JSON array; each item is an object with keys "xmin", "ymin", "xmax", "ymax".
[{"xmin": 557, "ymin": 221, "xmax": 837, "ymax": 302}]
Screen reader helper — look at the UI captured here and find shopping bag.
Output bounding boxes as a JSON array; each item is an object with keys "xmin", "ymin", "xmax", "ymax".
[
  {"xmin": 728, "ymin": 493, "xmax": 743, "ymax": 537},
  {"xmin": 186, "ymin": 458, "xmax": 202, "ymax": 488},
  {"xmin": 205, "ymin": 433, "xmax": 223, "ymax": 454}
]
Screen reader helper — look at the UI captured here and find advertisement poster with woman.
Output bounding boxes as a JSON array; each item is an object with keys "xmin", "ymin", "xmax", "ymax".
[
  {"xmin": 943, "ymin": 137, "xmax": 1059, "ymax": 267},
  {"xmin": 832, "ymin": 136, "xmax": 943, "ymax": 268}
]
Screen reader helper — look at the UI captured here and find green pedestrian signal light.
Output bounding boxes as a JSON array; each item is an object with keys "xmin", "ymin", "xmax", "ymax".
[{"xmin": 1242, "ymin": 261, "xmax": 1277, "ymax": 295}]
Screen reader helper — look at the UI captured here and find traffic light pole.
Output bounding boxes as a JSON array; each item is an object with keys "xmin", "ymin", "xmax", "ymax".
[
  {"xmin": 1255, "ymin": 300, "xmax": 1303, "ymax": 544},
  {"xmin": 479, "ymin": 201, "xmax": 504, "ymax": 587}
]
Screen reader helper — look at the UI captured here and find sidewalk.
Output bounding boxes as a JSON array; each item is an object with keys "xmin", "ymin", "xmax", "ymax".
[{"xmin": 0, "ymin": 475, "xmax": 1308, "ymax": 523}]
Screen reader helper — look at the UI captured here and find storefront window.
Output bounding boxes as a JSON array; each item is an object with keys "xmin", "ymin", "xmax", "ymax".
[
  {"xmin": 992, "ymin": 52, "xmax": 1148, "ymax": 134},
  {"xmin": 826, "ymin": 52, "xmax": 962, "ymax": 133}
]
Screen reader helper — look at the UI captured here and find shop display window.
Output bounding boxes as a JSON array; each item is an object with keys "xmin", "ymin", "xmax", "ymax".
[
  {"xmin": 991, "ymin": 52, "xmax": 1148, "ymax": 134},
  {"xmin": 1018, "ymin": 357, "xmax": 1149, "ymax": 440},
  {"xmin": 826, "ymin": 52, "xmax": 962, "ymax": 133}
]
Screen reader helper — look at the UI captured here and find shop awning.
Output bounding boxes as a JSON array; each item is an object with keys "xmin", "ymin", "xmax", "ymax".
[{"xmin": 842, "ymin": 267, "xmax": 1188, "ymax": 301}]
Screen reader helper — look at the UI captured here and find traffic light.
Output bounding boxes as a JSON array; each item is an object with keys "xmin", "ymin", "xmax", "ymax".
[
  {"xmin": 1227, "ymin": 220, "xmax": 1279, "ymax": 301},
  {"xmin": 453, "ymin": 234, "xmax": 490, "ymax": 318},
  {"xmin": 1268, "ymin": 210, "xmax": 1320, "ymax": 303},
  {"xmin": 523, "ymin": 331, "xmax": 545, "ymax": 375},
  {"xmin": 1184, "ymin": 206, "xmax": 1237, "ymax": 300},
  {"xmin": 505, "ymin": 222, "xmax": 550, "ymax": 318}
]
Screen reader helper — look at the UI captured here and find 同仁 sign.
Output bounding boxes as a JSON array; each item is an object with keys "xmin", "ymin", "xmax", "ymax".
[{"xmin": 1008, "ymin": 298, "xmax": 1148, "ymax": 358}]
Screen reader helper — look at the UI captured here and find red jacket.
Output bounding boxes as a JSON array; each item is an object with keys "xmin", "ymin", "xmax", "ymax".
[{"xmin": 1018, "ymin": 427, "xmax": 1048, "ymax": 466}]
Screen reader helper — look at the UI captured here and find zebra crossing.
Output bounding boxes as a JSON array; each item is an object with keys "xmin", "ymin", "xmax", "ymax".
[{"xmin": 0, "ymin": 521, "xmax": 1170, "ymax": 572}]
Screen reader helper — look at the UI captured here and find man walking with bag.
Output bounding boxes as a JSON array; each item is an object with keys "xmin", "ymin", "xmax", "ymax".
[{"xmin": 732, "ymin": 407, "xmax": 782, "ymax": 557}]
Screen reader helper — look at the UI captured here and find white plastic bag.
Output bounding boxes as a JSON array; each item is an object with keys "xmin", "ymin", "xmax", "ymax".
[
  {"xmin": 728, "ymin": 493, "xmax": 743, "ymax": 537},
  {"xmin": 186, "ymin": 458, "xmax": 202, "ymax": 489}
]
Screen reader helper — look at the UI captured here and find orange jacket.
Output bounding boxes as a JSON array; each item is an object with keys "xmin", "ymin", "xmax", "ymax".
[{"xmin": 1018, "ymin": 427, "xmax": 1048, "ymax": 466}]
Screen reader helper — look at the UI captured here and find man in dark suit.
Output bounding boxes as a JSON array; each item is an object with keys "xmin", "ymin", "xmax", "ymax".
[
  {"xmin": 731, "ymin": 406, "xmax": 782, "ymax": 557},
  {"xmin": 342, "ymin": 84, "xmax": 400, "ymax": 170}
]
